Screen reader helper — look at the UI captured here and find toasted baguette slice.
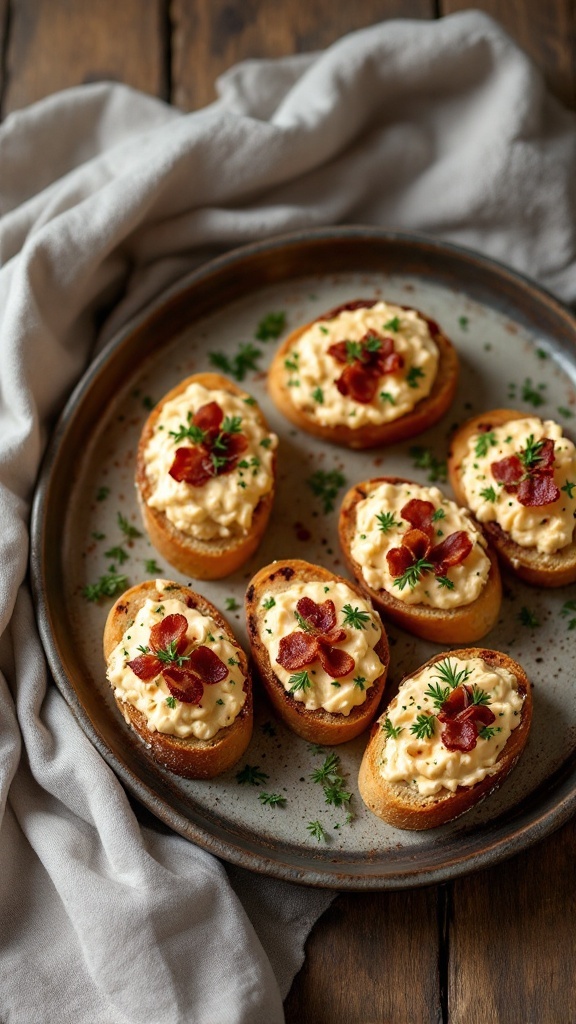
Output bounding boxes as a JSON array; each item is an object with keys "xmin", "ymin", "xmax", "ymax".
[
  {"xmin": 104, "ymin": 580, "xmax": 252, "ymax": 779},
  {"xmin": 358, "ymin": 648, "xmax": 532, "ymax": 830},
  {"xmin": 448, "ymin": 409, "xmax": 576, "ymax": 587},
  {"xmin": 245, "ymin": 559, "xmax": 389, "ymax": 744},
  {"xmin": 268, "ymin": 300, "xmax": 459, "ymax": 449},
  {"xmin": 338, "ymin": 476, "xmax": 502, "ymax": 643},
  {"xmin": 136, "ymin": 372, "xmax": 276, "ymax": 579}
]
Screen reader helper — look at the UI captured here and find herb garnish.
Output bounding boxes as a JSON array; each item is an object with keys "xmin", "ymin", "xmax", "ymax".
[
  {"xmin": 410, "ymin": 713, "xmax": 436, "ymax": 740},
  {"xmin": 310, "ymin": 753, "xmax": 352, "ymax": 810},
  {"xmin": 342, "ymin": 604, "xmax": 370, "ymax": 629},
  {"xmin": 521, "ymin": 378, "xmax": 546, "ymax": 407},
  {"xmin": 225, "ymin": 597, "xmax": 240, "ymax": 611},
  {"xmin": 258, "ymin": 792, "xmax": 287, "ymax": 807},
  {"xmin": 117, "ymin": 512, "xmax": 142, "ymax": 540},
  {"xmin": 392, "ymin": 557, "xmax": 434, "ymax": 591},
  {"xmin": 433, "ymin": 659, "xmax": 473, "ymax": 690},
  {"xmin": 474, "ymin": 431, "xmax": 497, "ymax": 458},
  {"xmin": 560, "ymin": 600, "xmax": 576, "ymax": 630},
  {"xmin": 104, "ymin": 545, "xmax": 129, "ymax": 565},
  {"xmin": 235, "ymin": 764, "xmax": 269, "ymax": 786},
  {"xmin": 288, "ymin": 670, "xmax": 312, "ymax": 693},
  {"xmin": 255, "ymin": 311, "xmax": 286, "ymax": 340},
  {"xmin": 519, "ymin": 606, "xmax": 540, "ymax": 628},
  {"xmin": 406, "ymin": 366, "xmax": 425, "ymax": 388},
  {"xmin": 83, "ymin": 572, "xmax": 128, "ymax": 602},
  {"xmin": 262, "ymin": 596, "xmax": 276, "ymax": 610},
  {"xmin": 375, "ymin": 510, "xmax": 401, "ymax": 533},
  {"xmin": 209, "ymin": 342, "xmax": 262, "ymax": 381},
  {"xmin": 145, "ymin": 559, "xmax": 163, "ymax": 574},
  {"xmin": 306, "ymin": 468, "xmax": 347, "ymax": 513},
  {"xmin": 306, "ymin": 820, "xmax": 328, "ymax": 842},
  {"xmin": 165, "ymin": 695, "xmax": 178, "ymax": 709},
  {"xmin": 169, "ymin": 413, "xmax": 206, "ymax": 444},
  {"xmin": 383, "ymin": 316, "xmax": 401, "ymax": 331},
  {"xmin": 480, "ymin": 486, "xmax": 497, "ymax": 502},
  {"xmin": 382, "ymin": 718, "xmax": 403, "ymax": 739},
  {"xmin": 312, "ymin": 387, "xmax": 324, "ymax": 404},
  {"xmin": 561, "ymin": 480, "xmax": 576, "ymax": 498},
  {"xmin": 409, "ymin": 446, "xmax": 447, "ymax": 482},
  {"xmin": 96, "ymin": 486, "xmax": 110, "ymax": 502}
]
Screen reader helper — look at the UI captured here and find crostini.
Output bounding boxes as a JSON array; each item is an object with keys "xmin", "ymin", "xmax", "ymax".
[
  {"xmin": 136, "ymin": 372, "xmax": 278, "ymax": 579},
  {"xmin": 448, "ymin": 409, "xmax": 576, "ymax": 586},
  {"xmin": 338, "ymin": 477, "xmax": 502, "ymax": 643},
  {"xmin": 104, "ymin": 579, "xmax": 252, "ymax": 778},
  {"xmin": 245, "ymin": 559, "xmax": 389, "ymax": 744},
  {"xmin": 358, "ymin": 647, "xmax": 532, "ymax": 830},
  {"xmin": 267, "ymin": 299, "xmax": 458, "ymax": 448}
]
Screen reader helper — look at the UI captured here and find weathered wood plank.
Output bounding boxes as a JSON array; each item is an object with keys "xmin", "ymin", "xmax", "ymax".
[
  {"xmin": 171, "ymin": 0, "xmax": 436, "ymax": 111},
  {"xmin": 1, "ymin": 0, "xmax": 168, "ymax": 117},
  {"xmin": 441, "ymin": 0, "xmax": 576, "ymax": 110},
  {"xmin": 284, "ymin": 887, "xmax": 442, "ymax": 1023},
  {"xmin": 448, "ymin": 816, "xmax": 576, "ymax": 1023}
]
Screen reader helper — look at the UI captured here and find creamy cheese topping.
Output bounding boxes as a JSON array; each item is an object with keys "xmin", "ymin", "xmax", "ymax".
[
  {"xmin": 459, "ymin": 416, "xmax": 576, "ymax": 554},
  {"xmin": 284, "ymin": 301, "xmax": 439, "ymax": 428},
  {"xmin": 380, "ymin": 656, "xmax": 524, "ymax": 796},
  {"xmin": 106, "ymin": 582, "xmax": 246, "ymax": 740},
  {"xmin": 350, "ymin": 481, "xmax": 491, "ymax": 608},
  {"xmin": 259, "ymin": 580, "xmax": 384, "ymax": 715},
  {"xmin": 143, "ymin": 383, "xmax": 277, "ymax": 541}
]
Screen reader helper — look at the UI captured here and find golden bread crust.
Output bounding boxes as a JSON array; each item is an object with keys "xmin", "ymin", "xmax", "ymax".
[
  {"xmin": 267, "ymin": 304, "xmax": 459, "ymax": 449},
  {"xmin": 338, "ymin": 476, "xmax": 502, "ymax": 643},
  {"xmin": 136, "ymin": 372, "xmax": 275, "ymax": 579},
  {"xmin": 447, "ymin": 409, "xmax": 576, "ymax": 587},
  {"xmin": 103, "ymin": 580, "xmax": 253, "ymax": 779},
  {"xmin": 358, "ymin": 647, "xmax": 532, "ymax": 830},
  {"xmin": 245, "ymin": 559, "xmax": 389, "ymax": 744}
]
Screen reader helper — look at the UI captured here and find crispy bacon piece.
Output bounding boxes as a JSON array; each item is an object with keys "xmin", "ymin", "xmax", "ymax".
[
  {"xmin": 276, "ymin": 596, "xmax": 355, "ymax": 679},
  {"xmin": 386, "ymin": 500, "xmax": 472, "ymax": 583},
  {"xmin": 490, "ymin": 437, "xmax": 560, "ymax": 507},
  {"xmin": 327, "ymin": 331, "xmax": 404, "ymax": 404},
  {"xmin": 437, "ymin": 684, "xmax": 496, "ymax": 752},
  {"xmin": 127, "ymin": 613, "xmax": 229, "ymax": 705},
  {"xmin": 168, "ymin": 401, "xmax": 248, "ymax": 487}
]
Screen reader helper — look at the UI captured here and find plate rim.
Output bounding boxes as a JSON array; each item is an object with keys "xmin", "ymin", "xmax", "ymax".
[{"xmin": 30, "ymin": 225, "xmax": 576, "ymax": 889}]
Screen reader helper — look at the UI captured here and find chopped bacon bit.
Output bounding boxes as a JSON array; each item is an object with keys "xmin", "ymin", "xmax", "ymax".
[
  {"xmin": 437, "ymin": 684, "xmax": 496, "ymax": 752},
  {"xmin": 276, "ymin": 596, "xmax": 355, "ymax": 679},
  {"xmin": 328, "ymin": 331, "xmax": 405, "ymax": 404},
  {"xmin": 168, "ymin": 401, "xmax": 248, "ymax": 487},
  {"xmin": 296, "ymin": 596, "xmax": 336, "ymax": 632},
  {"xmin": 386, "ymin": 501, "xmax": 472, "ymax": 584},
  {"xmin": 127, "ymin": 616, "xmax": 229, "ymax": 704},
  {"xmin": 490, "ymin": 437, "xmax": 560, "ymax": 507}
]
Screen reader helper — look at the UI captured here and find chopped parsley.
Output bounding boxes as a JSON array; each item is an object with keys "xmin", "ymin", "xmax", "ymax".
[
  {"xmin": 561, "ymin": 480, "xmax": 576, "ymax": 498},
  {"xmin": 258, "ymin": 792, "xmax": 286, "ymax": 807},
  {"xmin": 310, "ymin": 753, "xmax": 352, "ymax": 811},
  {"xmin": 255, "ymin": 311, "xmax": 286, "ymax": 340},
  {"xmin": 235, "ymin": 764, "xmax": 269, "ymax": 786},
  {"xmin": 560, "ymin": 600, "xmax": 576, "ymax": 630},
  {"xmin": 392, "ymin": 557, "xmax": 434, "ymax": 591},
  {"xmin": 382, "ymin": 718, "xmax": 403, "ymax": 739},
  {"xmin": 209, "ymin": 342, "xmax": 262, "ymax": 381},
  {"xmin": 375, "ymin": 510, "xmax": 401, "ymax": 533},
  {"xmin": 104, "ymin": 545, "xmax": 129, "ymax": 565},
  {"xmin": 288, "ymin": 670, "xmax": 312, "ymax": 693},
  {"xmin": 480, "ymin": 486, "xmax": 497, "ymax": 502},
  {"xmin": 406, "ymin": 366, "xmax": 425, "ymax": 388},
  {"xmin": 479, "ymin": 725, "xmax": 501, "ymax": 741},
  {"xmin": 306, "ymin": 820, "xmax": 328, "ymax": 842},
  {"xmin": 117, "ymin": 512, "xmax": 142, "ymax": 540},
  {"xmin": 409, "ymin": 445, "xmax": 447, "ymax": 482},
  {"xmin": 144, "ymin": 559, "xmax": 163, "ymax": 574},
  {"xmin": 518, "ymin": 606, "xmax": 540, "ymax": 628},
  {"xmin": 433, "ymin": 659, "xmax": 473, "ymax": 690},
  {"xmin": 342, "ymin": 604, "xmax": 370, "ymax": 629},
  {"xmin": 521, "ymin": 377, "xmax": 546, "ymax": 407},
  {"xmin": 410, "ymin": 713, "xmax": 436, "ymax": 741},
  {"xmin": 225, "ymin": 597, "xmax": 240, "ymax": 611},
  {"xmin": 383, "ymin": 316, "xmax": 401, "ymax": 331},
  {"xmin": 262, "ymin": 596, "xmax": 276, "ymax": 610},
  {"xmin": 96, "ymin": 486, "xmax": 110, "ymax": 502},
  {"xmin": 431, "ymin": 508, "xmax": 446, "ymax": 522},
  {"xmin": 165, "ymin": 695, "xmax": 178, "ymax": 709},
  {"xmin": 474, "ymin": 431, "xmax": 497, "ymax": 458},
  {"xmin": 306, "ymin": 468, "xmax": 347, "ymax": 513},
  {"xmin": 83, "ymin": 572, "xmax": 128, "ymax": 602},
  {"xmin": 312, "ymin": 386, "xmax": 324, "ymax": 404},
  {"xmin": 458, "ymin": 316, "xmax": 469, "ymax": 330}
]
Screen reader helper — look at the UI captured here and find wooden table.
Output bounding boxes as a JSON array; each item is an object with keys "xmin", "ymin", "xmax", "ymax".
[{"xmin": 3, "ymin": 3, "xmax": 575, "ymax": 1021}]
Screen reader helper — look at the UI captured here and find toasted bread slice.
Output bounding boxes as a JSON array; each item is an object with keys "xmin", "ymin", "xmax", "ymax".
[
  {"xmin": 136, "ymin": 372, "xmax": 276, "ymax": 579},
  {"xmin": 448, "ymin": 409, "xmax": 576, "ymax": 587},
  {"xmin": 104, "ymin": 580, "xmax": 252, "ymax": 778},
  {"xmin": 245, "ymin": 559, "xmax": 389, "ymax": 744},
  {"xmin": 338, "ymin": 476, "xmax": 502, "ymax": 643},
  {"xmin": 358, "ymin": 647, "xmax": 532, "ymax": 830},
  {"xmin": 268, "ymin": 299, "xmax": 459, "ymax": 449}
]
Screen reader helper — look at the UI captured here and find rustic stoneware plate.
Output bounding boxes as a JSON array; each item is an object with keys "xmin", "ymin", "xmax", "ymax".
[{"xmin": 31, "ymin": 228, "xmax": 576, "ymax": 889}]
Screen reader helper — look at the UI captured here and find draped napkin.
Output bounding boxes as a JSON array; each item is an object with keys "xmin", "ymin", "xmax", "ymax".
[{"xmin": 1, "ymin": 11, "xmax": 575, "ymax": 1023}]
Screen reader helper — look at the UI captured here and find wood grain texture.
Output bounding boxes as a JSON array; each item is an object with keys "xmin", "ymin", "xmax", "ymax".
[
  {"xmin": 170, "ymin": 0, "xmax": 436, "ymax": 111},
  {"xmin": 441, "ymin": 0, "xmax": 576, "ymax": 110},
  {"xmin": 1, "ymin": 0, "xmax": 168, "ymax": 117},
  {"xmin": 284, "ymin": 888, "xmax": 442, "ymax": 1023},
  {"xmin": 448, "ymin": 816, "xmax": 576, "ymax": 1024}
]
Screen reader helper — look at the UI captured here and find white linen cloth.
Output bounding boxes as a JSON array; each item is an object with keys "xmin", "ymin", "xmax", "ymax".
[{"xmin": 1, "ymin": 11, "xmax": 575, "ymax": 1023}]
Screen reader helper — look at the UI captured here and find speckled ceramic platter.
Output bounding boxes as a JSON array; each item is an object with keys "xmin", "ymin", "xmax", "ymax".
[{"xmin": 31, "ymin": 228, "xmax": 576, "ymax": 889}]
